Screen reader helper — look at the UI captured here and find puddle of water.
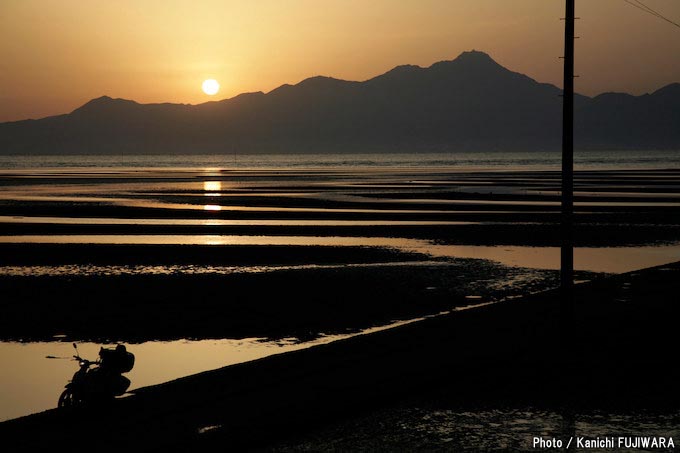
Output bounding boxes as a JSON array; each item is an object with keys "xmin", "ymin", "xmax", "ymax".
[
  {"xmin": 0, "ymin": 317, "xmax": 426, "ymax": 422},
  {"xmin": 1, "ymin": 234, "xmax": 679, "ymax": 274},
  {"xmin": 0, "ymin": 234, "xmax": 427, "ymax": 247},
  {"xmin": 420, "ymin": 244, "xmax": 680, "ymax": 274},
  {"xmin": 0, "ymin": 216, "xmax": 475, "ymax": 227},
  {"xmin": 0, "ymin": 339, "xmax": 292, "ymax": 422}
]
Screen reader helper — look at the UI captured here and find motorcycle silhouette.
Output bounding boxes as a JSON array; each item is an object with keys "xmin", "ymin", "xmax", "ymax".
[{"xmin": 57, "ymin": 343, "xmax": 134, "ymax": 408}]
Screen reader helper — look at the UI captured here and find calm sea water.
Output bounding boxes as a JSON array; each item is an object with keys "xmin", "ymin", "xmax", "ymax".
[{"xmin": 1, "ymin": 149, "xmax": 679, "ymax": 170}]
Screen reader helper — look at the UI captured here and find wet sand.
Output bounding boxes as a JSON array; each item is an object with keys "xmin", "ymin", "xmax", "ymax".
[
  {"xmin": 1, "ymin": 261, "xmax": 678, "ymax": 452},
  {"xmin": 1, "ymin": 167, "xmax": 679, "ymax": 343},
  {"xmin": 0, "ymin": 243, "xmax": 581, "ymax": 342}
]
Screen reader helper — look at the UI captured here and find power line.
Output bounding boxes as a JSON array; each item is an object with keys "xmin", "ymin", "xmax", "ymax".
[
  {"xmin": 629, "ymin": 0, "xmax": 674, "ymax": 22},
  {"xmin": 623, "ymin": 0, "xmax": 680, "ymax": 29},
  {"xmin": 634, "ymin": 0, "xmax": 664, "ymax": 17}
]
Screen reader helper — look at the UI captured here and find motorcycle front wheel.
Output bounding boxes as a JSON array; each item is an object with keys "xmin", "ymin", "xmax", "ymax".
[{"xmin": 58, "ymin": 388, "xmax": 74, "ymax": 408}]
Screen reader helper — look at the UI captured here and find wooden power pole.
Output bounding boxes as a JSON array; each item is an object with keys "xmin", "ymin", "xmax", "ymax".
[{"xmin": 561, "ymin": 0, "xmax": 575, "ymax": 302}]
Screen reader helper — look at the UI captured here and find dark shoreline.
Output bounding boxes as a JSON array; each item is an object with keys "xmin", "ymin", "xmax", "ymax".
[{"xmin": 1, "ymin": 261, "xmax": 679, "ymax": 451}]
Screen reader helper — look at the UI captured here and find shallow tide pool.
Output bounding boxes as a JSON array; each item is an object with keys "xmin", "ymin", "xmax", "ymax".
[{"xmin": 0, "ymin": 318, "xmax": 425, "ymax": 422}]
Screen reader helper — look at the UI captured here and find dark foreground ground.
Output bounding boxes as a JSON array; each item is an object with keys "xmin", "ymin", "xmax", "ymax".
[
  {"xmin": 1, "ymin": 260, "xmax": 679, "ymax": 452},
  {"xmin": 0, "ymin": 244, "xmax": 595, "ymax": 342}
]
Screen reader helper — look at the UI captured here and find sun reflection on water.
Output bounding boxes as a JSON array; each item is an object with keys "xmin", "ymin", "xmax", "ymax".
[{"xmin": 203, "ymin": 181, "xmax": 222, "ymax": 193}]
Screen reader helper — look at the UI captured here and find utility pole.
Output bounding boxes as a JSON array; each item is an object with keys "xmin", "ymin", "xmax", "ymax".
[
  {"xmin": 559, "ymin": 2, "xmax": 577, "ymax": 418},
  {"xmin": 561, "ymin": 0, "xmax": 575, "ymax": 305}
]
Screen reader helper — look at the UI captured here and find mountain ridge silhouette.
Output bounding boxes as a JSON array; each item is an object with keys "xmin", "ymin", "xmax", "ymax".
[{"xmin": 1, "ymin": 50, "xmax": 678, "ymax": 154}]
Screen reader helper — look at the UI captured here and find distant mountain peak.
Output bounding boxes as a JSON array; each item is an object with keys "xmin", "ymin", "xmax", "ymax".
[
  {"xmin": 296, "ymin": 75, "xmax": 354, "ymax": 88},
  {"xmin": 457, "ymin": 49, "xmax": 494, "ymax": 61},
  {"xmin": 444, "ymin": 50, "xmax": 500, "ymax": 68},
  {"xmin": 268, "ymin": 75, "xmax": 356, "ymax": 96},
  {"xmin": 382, "ymin": 64, "xmax": 422, "ymax": 76},
  {"xmin": 72, "ymin": 96, "xmax": 138, "ymax": 114},
  {"xmin": 426, "ymin": 50, "xmax": 505, "ymax": 77},
  {"xmin": 392, "ymin": 64, "xmax": 421, "ymax": 72},
  {"xmin": 299, "ymin": 75, "xmax": 338, "ymax": 83},
  {"xmin": 652, "ymin": 82, "xmax": 680, "ymax": 97}
]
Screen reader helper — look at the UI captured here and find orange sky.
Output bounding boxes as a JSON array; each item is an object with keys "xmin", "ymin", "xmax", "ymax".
[{"xmin": 1, "ymin": 0, "xmax": 679, "ymax": 122}]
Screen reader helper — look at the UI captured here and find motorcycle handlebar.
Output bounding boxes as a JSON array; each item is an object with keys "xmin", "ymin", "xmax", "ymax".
[{"xmin": 74, "ymin": 356, "xmax": 100, "ymax": 366}]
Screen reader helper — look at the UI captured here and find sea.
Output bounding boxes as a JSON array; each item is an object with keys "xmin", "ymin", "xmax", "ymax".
[{"xmin": 1, "ymin": 149, "xmax": 680, "ymax": 170}]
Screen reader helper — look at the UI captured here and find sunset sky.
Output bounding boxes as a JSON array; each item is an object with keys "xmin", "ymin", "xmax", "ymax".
[{"xmin": 1, "ymin": 0, "xmax": 679, "ymax": 122}]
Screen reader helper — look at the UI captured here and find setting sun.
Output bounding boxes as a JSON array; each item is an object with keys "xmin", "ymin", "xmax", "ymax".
[{"xmin": 202, "ymin": 79, "xmax": 220, "ymax": 96}]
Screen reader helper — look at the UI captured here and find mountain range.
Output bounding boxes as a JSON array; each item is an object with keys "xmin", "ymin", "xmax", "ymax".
[{"xmin": 1, "ymin": 51, "xmax": 678, "ymax": 154}]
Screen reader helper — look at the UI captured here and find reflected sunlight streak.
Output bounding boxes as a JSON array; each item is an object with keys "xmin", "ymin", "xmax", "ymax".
[{"xmin": 203, "ymin": 181, "xmax": 222, "ymax": 193}]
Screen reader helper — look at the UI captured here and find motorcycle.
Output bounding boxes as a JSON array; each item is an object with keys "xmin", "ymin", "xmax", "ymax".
[{"xmin": 57, "ymin": 343, "xmax": 131, "ymax": 408}]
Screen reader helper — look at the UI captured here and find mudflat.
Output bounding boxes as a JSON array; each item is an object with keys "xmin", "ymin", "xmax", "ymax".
[{"xmin": 1, "ymin": 261, "xmax": 678, "ymax": 452}]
